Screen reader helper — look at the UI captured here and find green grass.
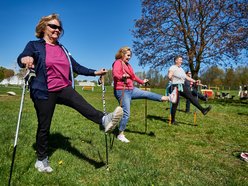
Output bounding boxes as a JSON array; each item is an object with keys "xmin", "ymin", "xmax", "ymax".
[{"xmin": 0, "ymin": 86, "xmax": 248, "ymax": 186}]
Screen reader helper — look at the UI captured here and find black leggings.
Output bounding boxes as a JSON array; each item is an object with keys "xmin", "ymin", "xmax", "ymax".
[
  {"xmin": 33, "ymin": 86, "xmax": 104, "ymax": 160},
  {"xmin": 171, "ymin": 84, "xmax": 204, "ymax": 123}
]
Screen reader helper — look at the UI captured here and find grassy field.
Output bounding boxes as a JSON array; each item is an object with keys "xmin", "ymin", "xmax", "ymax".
[{"xmin": 0, "ymin": 85, "xmax": 248, "ymax": 186}]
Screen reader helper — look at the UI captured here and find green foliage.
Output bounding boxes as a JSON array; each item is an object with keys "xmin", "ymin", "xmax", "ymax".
[
  {"xmin": 200, "ymin": 66, "xmax": 248, "ymax": 89},
  {"xmin": 133, "ymin": 65, "xmax": 247, "ymax": 89},
  {"xmin": 135, "ymin": 69, "xmax": 168, "ymax": 88},
  {"xmin": 1, "ymin": 86, "xmax": 247, "ymax": 185},
  {"xmin": 132, "ymin": 0, "xmax": 248, "ymax": 76},
  {"xmin": 0, "ymin": 68, "xmax": 4, "ymax": 81},
  {"xmin": 0, "ymin": 66, "xmax": 15, "ymax": 81}
]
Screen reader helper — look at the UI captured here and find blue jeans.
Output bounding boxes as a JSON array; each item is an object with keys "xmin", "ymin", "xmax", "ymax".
[{"xmin": 114, "ymin": 87, "xmax": 163, "ymax": 131}]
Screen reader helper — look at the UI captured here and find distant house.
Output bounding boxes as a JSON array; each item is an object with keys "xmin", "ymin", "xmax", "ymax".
[
  {"xmin": 79, "ymin": 81, "xmax": 96, "ymax": 91},
  {"xmin": 0, "ymin": 76, "xmax": 24, "ymax": 86}
]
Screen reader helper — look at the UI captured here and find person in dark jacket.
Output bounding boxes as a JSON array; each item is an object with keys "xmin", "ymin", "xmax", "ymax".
[
  {"xmin": 17, "ymin": 13, "xmax": 123, "ymax": 173},
  {"xmin": 185, "ymin": 71, "xmax": 208, "ymax": 113}
]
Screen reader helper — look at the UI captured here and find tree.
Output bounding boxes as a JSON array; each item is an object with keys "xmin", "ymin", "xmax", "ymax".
[
  {"xmin": 235, "ymin": 66, "xmax": 248, "ymax": 85},
  {"xmin": 16, "ymin": 68, "xmax": 27, "ymax": 78},
  {"xmin": 0, "ymin": 66, "xmax": 15, "ymax": 81},
  {"xmin": 135, "ymin": 71, "xmax": 146, "ymax": 80},
  {"xmin": 104, "ymin": 69, "xmax": 113, "ymax": 86},
  {"xmin": 132, "ymin": 0, "xmax": 248, "ymax": 79},
  {"xmin": 0, "ymin": 67, "xmax": 4, "ymax": 81},
  {"xmin": 223, "ymin": 68, "xmax": 235, "ymax": 89},
  {"xmin": 200, "ymin": 66, "xmax": 224, "ymax": 86}
]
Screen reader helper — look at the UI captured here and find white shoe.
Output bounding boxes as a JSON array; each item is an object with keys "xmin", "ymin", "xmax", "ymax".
[
  {"xmin": 35, "ymin": 157, "xmax": 53, "ymax": 173},
  {"xmin": 240, "ymin": 152, "xmax": 248, "ymax": 162},
  {"xmin": 117, "ymin": 134, "xmax": 130, "ymax": 143},
  {"xmin": 169, "ymin": 88, "xmax": 177, "ymax": 103},
  {"xmin": 102, "ymin": 106, "xmax": 123, "ymax": 133}
]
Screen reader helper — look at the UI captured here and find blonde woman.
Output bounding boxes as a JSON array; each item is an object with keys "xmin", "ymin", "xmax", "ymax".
[{"xmin": 112, "ymin": 46, "xmax": 177, "ymax": 143}]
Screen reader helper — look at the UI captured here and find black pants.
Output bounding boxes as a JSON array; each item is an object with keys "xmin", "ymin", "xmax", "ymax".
[
  {"xmin": 33, "ymin": 86, "xmax": 104, "ymax": 160},
  {"xmin": 171, "ymin": 85, "xmax": 204, "ymax": 123},
  {"xmin": 185, "ymin": 98, "xmax": 191, "ymax": 112},
  {"xmin": 185, "ymin": 89, "xmax": 207, "ymax": 112}
]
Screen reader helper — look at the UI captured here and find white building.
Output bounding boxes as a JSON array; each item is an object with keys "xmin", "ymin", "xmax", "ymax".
[{"xmin": 0, "ymin": 76, "xmax": 24, "ymax": 86}]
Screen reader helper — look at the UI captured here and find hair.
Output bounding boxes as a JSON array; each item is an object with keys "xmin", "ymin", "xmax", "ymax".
[
  {"xmin": 186, "ymin": 70, "xmax": 191, "ymax": 74},
  {"xmin": 115, "ymin": 46, "xmax": 132, "ymax": 60},
  {"xmin": 35, "ymin": 13, "xmax": 63, "ymax": 38},
  {"xmin": 174, "ymin": 55, "xmax": 182, "ymax": 63}
]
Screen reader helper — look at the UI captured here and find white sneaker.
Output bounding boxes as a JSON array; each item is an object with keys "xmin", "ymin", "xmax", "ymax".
[
  {"xmin": 117, "ymin": 134, "xmax": 130, "ymax": 143},
  {"xmin": 102, "ymin": 106, "xmax": 123, "ymax": 133},
  {"xmin": 169, "ymin": 88, "xmax": 177, "ymax": 103},
  {"xmin": 35, "ymin": 157, "xmax": 53, "ymax": 173},
  {"xmin": 240, "ymin": 152, "xmax": 248, "ymax": 162}
]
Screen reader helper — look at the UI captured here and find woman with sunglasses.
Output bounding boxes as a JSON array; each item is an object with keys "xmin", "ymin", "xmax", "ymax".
[
  {"xmin": 17, "ymin": 13, "xmax": 123, "ymax": 173},
  {"xmin": 112, "ymin": 46, "xmax": 177, "ymax": 143}
]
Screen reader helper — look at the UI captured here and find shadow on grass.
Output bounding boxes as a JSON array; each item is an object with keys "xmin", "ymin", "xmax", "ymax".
[
  {"xmin": 164, "ymin": 107, "xmax": 186, "ymax": 113},
  {"xmin": 32, "ymin": 132, "xmax": 105, "ymax": 169},
  {"xmin": 146, "ymin": 114, "xmax": 197, "ymax": 127},
  {"xmin": 107, "ymin": 126, "xmax": 156, "ymax": 137},
  {"xmin": 209, "ymin": 99, "xmax": 248, "ymax": 107},
  {"xmin": 237, "ymin": 112, "xmax": 248, "ymax": 116},
  {"xmin": 125, "ymin": 128, "xmax": 156, "ymax": 137}
]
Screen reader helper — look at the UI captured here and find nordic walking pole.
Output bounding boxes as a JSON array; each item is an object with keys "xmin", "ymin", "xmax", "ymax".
[
  {"xmin": 98, "ymin": 73, "xmax": 110, "ymax": 170},
  {"xmin": 8, "ymin": 69, "xmax": 35, "ymax": 186},
  {"xmin": 8, "ymin": 77, "xmax": 26, "ymax": 186},
  {"xmin": 142, "ymin": 73, "xmax": 154, "ymax": 135},
  {"xmin": 144, "ymin": 82, "xmax": 150, "ymax": 133}
]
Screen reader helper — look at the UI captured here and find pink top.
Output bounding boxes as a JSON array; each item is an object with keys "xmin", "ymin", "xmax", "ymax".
[
  {"xmin": 45, "ymin": 43, "xmax": 71, "ymax": 91},
  {"xmin": 112, "ymin": 59, "xmax": 144, "ymax": 90}
]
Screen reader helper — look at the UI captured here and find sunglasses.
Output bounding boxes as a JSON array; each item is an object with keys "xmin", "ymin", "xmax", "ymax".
[{"xmin": 47, "ymin": 24, "xmax": 62, "ymax": 31}]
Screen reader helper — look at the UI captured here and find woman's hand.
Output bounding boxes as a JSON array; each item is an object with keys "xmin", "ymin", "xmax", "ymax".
[
  {"xmin": 122, "ymin": 73, "xmax": 130, "ymax": 78},
  {"xmin": 143, "ymin": 79, "xmax": 149, "ymax": 84},
  {"xmin": 94, "ymin": 68, "xmax": 107, "ymax": 76},
  {"xmin": 21, "ymin": 56, "xmax": 34, "ymax": 69}
]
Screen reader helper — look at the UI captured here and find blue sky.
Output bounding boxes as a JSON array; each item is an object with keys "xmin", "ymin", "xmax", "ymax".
[{"xmin": 0, "ymin": 0, "xmax": 147, "ymax": 81}]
